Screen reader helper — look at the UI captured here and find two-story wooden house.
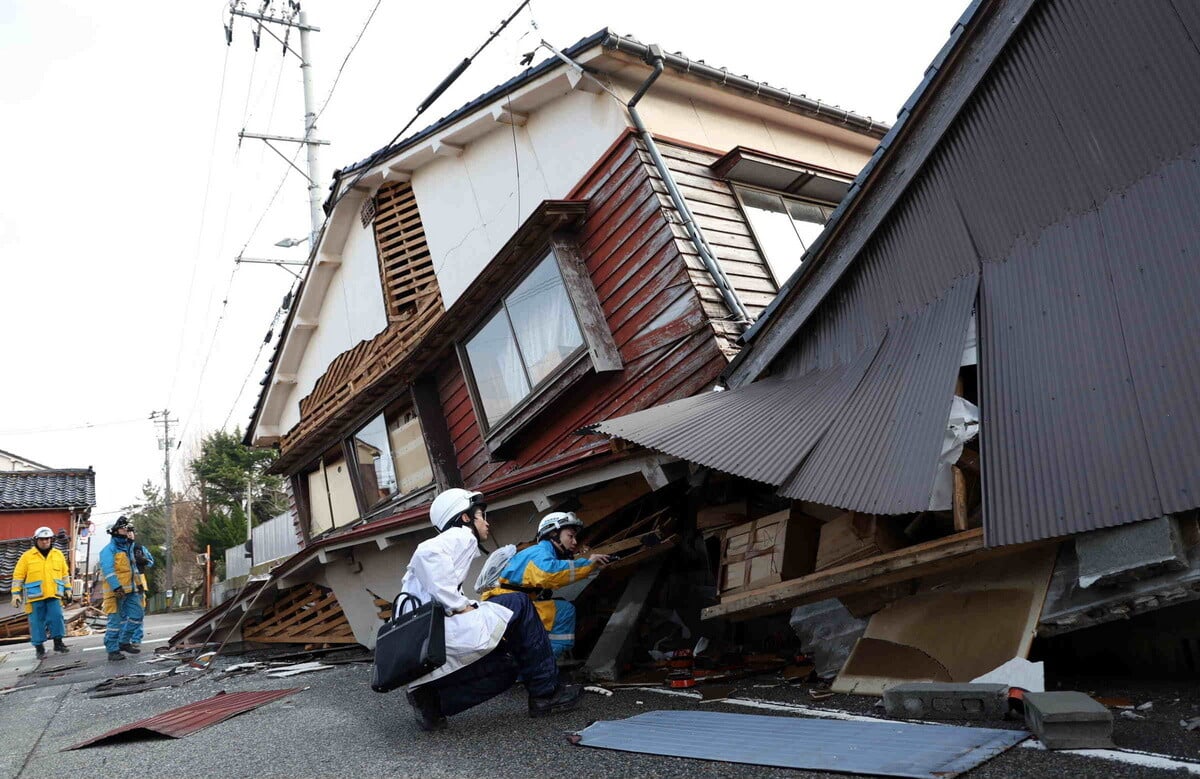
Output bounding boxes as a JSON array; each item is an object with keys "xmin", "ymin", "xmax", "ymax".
[{"xmin": 175, "ymin": 30, "xmax": 884, "ymax": 648}]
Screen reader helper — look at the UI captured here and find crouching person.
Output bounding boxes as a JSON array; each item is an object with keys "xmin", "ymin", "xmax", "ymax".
[
  {"xmin": 402, "ymin": 489, "xmax": 583, "ymax": 731},
  {"xmin": 480, "ymin": 512, "xmax": 609, "ymax": 658}
]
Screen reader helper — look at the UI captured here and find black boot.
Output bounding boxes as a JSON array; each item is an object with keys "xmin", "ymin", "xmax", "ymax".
[
  {"xmin": 119, "ymin": 643, "xmax": 141, "ymax": 654},
  {"xmin": 406, "ymin": 686, "xmax": 447, "ymax": 732},
  {"xmin": 34, "ymin": 644, "xmax": 46, "ymax": 660},
  {"xmin": 528, "ymin": 682, "xmax": 583, "ymax": 718},
  {"xmin": 107, "ymin": 651, "xmax": 126, "ymax": 662},
  {"xmin": 53, "ymin": 638, "xmax": 69, "ymax": 654}
]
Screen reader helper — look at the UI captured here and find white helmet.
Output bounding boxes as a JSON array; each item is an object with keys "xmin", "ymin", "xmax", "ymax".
[
  {"xmin": 537, "ymin": 512, "xmax": 583, "ymax": 541},
  {"xmin": 34, "ymin": 526, "xmax": 54, "ymax": 540},
  {"xmin": 429, "ymin": 488, "xmax": 485, "ymax": 532}
]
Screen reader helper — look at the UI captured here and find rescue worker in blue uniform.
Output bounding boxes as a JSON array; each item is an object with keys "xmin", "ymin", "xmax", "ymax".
[
  {"xmin": 98, "ymin": 516, "xmax": 144, "ymax": 661},
  {"xmin": 10, "ymin": 526, "xmax": 72, "ymax": 659},
  {"xmin": 480, "ymin": 512, "xmax": 610, "ymax": 658},
  {"xmin": 126, "ymin": 527, "xmax": 154, "ymax": 647}
]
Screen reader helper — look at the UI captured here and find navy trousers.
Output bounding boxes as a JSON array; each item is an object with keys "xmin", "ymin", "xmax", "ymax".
[{"xmin": 426, "ymin": 592, "xmax": 558, "ymax": 716}]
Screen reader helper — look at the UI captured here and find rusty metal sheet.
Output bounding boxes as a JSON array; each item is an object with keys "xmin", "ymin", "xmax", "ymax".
[{"xmin": 64, "ymin": 689, "xmax": 302, "ymax": 750}]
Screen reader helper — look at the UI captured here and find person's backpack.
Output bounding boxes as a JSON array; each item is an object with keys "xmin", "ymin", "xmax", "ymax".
[{"xmin": 474, "ymin": 544, "xmax": 517, "ymax": 592}]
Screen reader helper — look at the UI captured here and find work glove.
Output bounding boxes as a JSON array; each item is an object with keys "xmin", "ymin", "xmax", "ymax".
[
  {"xmin": 10, "ymin": 594, "xmax": 22, "ymax": 609},
  {"xmin": 63, "ymin": 591, "xmax": 74, "ymax": 605},
  {"xmin": 113, "ymin": 588, "xmax": 125, "ymax": 600}
]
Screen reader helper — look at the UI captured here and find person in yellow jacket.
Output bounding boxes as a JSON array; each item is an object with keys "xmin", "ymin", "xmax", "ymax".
[
  {"xmin": 11, "ymin": 526, "xmax": 72, "ymax": 659},
  {"xmin": 480, "ymin": 512, "xmax": 610, "ymax": 658}
]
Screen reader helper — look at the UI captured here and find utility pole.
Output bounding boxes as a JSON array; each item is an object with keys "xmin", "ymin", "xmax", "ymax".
[
  {"xmin": 227, "ymin": 2, "xmax": 327, "ymax": 247},
  {"xmin": 245, "ymin": 473, "xmax": 255, "ymax": 570},
  {"xmin": 150, "ymin": 410, "xmax": 178, "ymax": 612}
]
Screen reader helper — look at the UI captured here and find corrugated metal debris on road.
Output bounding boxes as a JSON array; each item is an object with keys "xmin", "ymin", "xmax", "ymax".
[
  {"xmin": 573, "ymin": 709, "xmax": 1027, "ymax": 778},
  {"xmin": 64, "ymin": 688, "xmax": 302, "ymax": 750}
]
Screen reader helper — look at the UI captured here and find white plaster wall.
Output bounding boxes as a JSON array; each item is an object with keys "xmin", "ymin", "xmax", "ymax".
[
  {"xmin": 279, "ymin": 218, "xmax": 388, "ymax": 433},
  {"xmin": 415, "ymin": 90, "xmax": 628, "ymax": 307},
  {"xmin": 629, "ymin": 83, "xmax": 876, "ymax": 175}
]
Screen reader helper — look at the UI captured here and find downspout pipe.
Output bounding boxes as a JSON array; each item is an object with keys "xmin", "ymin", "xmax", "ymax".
[{"xmin": 627, "ymin": 46, "xmax": 752, "ymax": 326}]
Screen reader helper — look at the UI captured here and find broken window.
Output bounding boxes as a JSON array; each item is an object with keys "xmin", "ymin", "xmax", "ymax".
[
  {"xmin": 349, "ymin": 408, "xmax": 435, "ymax": 515},
  {"xmin": 462, "ymin": 251, "xmax": 586, "ymax": 427},
  {"xmin": 302, "ymin": 448, "xmax": 358, "ymax": 538},
  {"xmin": 734, "ymin": 184, "xmax": 832, "ymax": 284}
]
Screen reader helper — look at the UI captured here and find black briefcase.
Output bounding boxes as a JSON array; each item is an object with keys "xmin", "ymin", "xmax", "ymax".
[{"xmin": 370, "ymin": 593, "xmax": 446, "ymax": 693}]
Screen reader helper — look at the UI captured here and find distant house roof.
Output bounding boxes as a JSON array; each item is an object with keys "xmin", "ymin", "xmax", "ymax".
[
  {"xmin": 0, "ymin": 468, "xmax": 96, "ymax": 510},
  {"xmin": 0, "ymin": 447, "xmax": 51, "ymax": 470}
]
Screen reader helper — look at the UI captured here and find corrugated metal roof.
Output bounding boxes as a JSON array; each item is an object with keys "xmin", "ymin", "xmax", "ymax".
[
  {"xmin": 590, "ymin": 342, "xmax": 878, "ymax": 486},
  {"xmin": 783, "ymin": 274, "xmax": 977, "ymax": 513},
  {"xmin": 65, "ymin": 689, "xmax": 301, "ymax": 750},
  {"xmin": 728, "ymin": 0, "xmax": 1200, "ymax": 546},
  {"xmin": 0, "ymin": 469, "xmax": 95, "ymax": 510},
  {"xmin": 574, "ymin": 710, "xmax": 1026, "ymax": 778},
  {"xmin": 592, "ymin": 275, "xmax": 975, "ymax": 513}
]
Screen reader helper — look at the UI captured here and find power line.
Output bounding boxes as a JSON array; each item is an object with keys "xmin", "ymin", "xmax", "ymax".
[
  {"xmin": 314, "ymin": 0, "xmax": 383, "ymax": 122},
  {"xmin": 0, "ymin": 418, "xmax": 146, "ymax": 436},
  {"xmin": 167, "ymin": 44, "xmax": 234, "ymax": 409},
  {"xmin": 222, "ymin": 283, "xmax": 295, "ymax": 431},
  {"xmin": 329, "ymin": 0, "xmax": 532, "ymax": 214}
]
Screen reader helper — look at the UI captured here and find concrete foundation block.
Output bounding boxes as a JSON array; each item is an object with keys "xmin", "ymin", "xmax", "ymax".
[
  {"xmin": 1076, "ymin": 515, "xmax": 1189, "ymax": 589},
  {"xmin": 1023, "ymin": 691, "xmax": 1114, "ymax": 749},
  {"xmin": 883, "ymin": 682, "xmax": 1010, "ymax": 721}
]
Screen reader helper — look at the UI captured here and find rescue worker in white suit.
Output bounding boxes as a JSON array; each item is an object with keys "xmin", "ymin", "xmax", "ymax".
[{"xmin": 401, "ymin": 488, "xmax": 584, "ymax": 731}]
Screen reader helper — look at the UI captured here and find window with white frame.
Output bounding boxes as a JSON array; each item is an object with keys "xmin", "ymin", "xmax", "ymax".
[
  {"xmin": 734, "ymin": 185, "xmax": 833, "ymax": 284},
  {"xmin": 463, "ymin": 252, "xmax": 586, "ymax": 427}
]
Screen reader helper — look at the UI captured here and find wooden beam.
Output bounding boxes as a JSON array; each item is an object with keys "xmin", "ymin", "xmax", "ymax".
[
  {"xmin": 952, "ymin": 466, "xmax": 969, "ymax": 532},
  {"xmin": 704, "ymin": 529, "xmax": 988, "ymax": 621},
  {"xmin": 411, "ymin": 376, "xmax": 462, "ymax": 490}
]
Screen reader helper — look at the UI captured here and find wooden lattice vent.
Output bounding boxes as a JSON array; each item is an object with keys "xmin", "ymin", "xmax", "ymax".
[
  {"xmin": 282, "ymin": 182, "xmax": 446, "ymax": 462},
  {"xmin": 373, "ymin": 181, "xmax": 442, "ymax": 323},
  {"xmin": 243, "ymin": 582, "xmax": 357, "ymax": 645}
]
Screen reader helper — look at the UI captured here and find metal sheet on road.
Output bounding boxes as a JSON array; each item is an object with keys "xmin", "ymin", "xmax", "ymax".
[{"xmin": 574, "ymin": 709, "xmax": 1027, "ymax": 778}]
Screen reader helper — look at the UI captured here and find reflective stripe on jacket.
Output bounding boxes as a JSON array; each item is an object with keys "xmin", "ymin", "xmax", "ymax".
[
  {"xmin": 484, "ymin": 539, "xmax": 596, "ymax": 597},
  {"xmin": 12, "ymin": 547, "xmax": 70, "ymax": 614}
]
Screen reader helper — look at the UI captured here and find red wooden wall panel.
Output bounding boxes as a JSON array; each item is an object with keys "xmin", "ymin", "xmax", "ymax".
[{"xmin": 433, "ymin": 131, "xmax": 733, "ymax": 490}]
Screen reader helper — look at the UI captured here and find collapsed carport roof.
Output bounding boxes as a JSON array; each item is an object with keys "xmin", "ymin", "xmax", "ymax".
[{"xmin": 591, "ymin": 276, "xmax": 977, "ymax": 516}]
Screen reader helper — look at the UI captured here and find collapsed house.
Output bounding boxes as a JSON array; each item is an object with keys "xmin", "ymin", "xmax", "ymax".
[
  {"xmin": 171, "ymin": 30, "xmax": 884, "ymax": 651},
  {"xmin": 176, "ymin": 0, "xmax": 1200, "ymax": 692},
  {"xmin": 589, "ymin": 0, "xmax": 1200, "ymax": 688}
]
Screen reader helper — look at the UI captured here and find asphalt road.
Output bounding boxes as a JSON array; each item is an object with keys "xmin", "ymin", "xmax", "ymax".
[{"xmin": 2, "ymin": 614, "xmax": 1199, "ymax": 779}]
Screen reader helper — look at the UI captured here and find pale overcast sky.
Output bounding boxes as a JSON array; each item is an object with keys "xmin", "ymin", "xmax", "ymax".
[{"xmin": 0, "ymin": 0, "xmax": 966, "ymax": 527}]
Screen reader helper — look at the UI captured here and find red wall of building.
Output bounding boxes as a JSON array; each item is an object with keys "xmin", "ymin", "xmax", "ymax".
[
  {"xmin": 0, "ymin": 510, "xmax": 72, "ymax": 542},
  {"xmin": 438, "ymin": 131, "xmax": 730, "ymax": 489}
]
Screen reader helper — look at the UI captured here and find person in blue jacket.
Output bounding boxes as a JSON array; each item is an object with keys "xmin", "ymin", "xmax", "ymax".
[
  {"xmin": 126, "ymin": 527, "xmax": 155, "ymax": 647},
  {"xmin": 480, "ymin": 512, "xmax": 610, "ymax": 658},
  {"xmin": 98, "ymin": 516, "xmax": 144, "ymax": 661}
]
